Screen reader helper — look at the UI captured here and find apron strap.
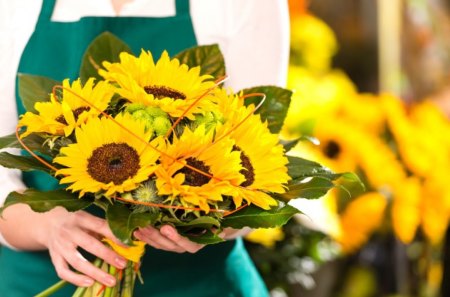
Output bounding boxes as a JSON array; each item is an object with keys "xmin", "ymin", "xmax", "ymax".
[
  {"xmin": 175, "ymin": 0, "xmax": 190, "ymax": 16},
  {"xmin": 37, "ymin": 0, "xmax": 57, "ymax": 24}
]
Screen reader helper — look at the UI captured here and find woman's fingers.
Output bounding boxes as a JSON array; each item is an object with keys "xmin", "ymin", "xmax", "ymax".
[
  {"xmin": 160, "ymin": 225, "xmax": 204, "ymax": 253},
  {"xmin": 71, "ymin": 228, "xmax": 127, "ymax": 269},
  {"xmin": 62, "ymin": 249, "xmax": 117, "ymax": 287},
  {"xmin": 75, "ymin": 211, "xmax": 126, "ymax": 247},
  {"xmin": 48, "ymin": 250, "xmax": 94, "ymax": 287},
  {"xmin": 135, "ymin": 226, "xmax": 184, "ymax": 253},
  {"xmin": 135, "ymin": 225, "xmax": 204, "ymax": 254}
]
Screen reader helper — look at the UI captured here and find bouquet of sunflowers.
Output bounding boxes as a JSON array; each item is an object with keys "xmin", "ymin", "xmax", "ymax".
[{"xmin": 0, "ymin": 33, "xmax": 356, "ymax": 296}]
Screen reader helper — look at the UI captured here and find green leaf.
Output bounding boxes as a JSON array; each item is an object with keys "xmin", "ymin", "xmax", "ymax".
[
  {"xmin": 240, "ymin": 86, "xmax": 292, "ymax": 133},
  {"xmin": 18, "ymin": 74, "xmax": 60, "ymax": 113},
  {"xmin": 287, "ymin": 156, "xmax": 334, "ymax": 181},
  {"xmin": 80, "ymin": 32, "xmax": 132, "ymax": 83},
  {"xmin": 279, "ymin": 177, "xmax": 335, "ymax": 200},
  {"xmin": 0, "ymin": 133, "xmax": 49, "ymax": 153},
  {"xmin": 174, "ymin": 44, "xmax": 225, "ymax": 78},
  {"xmin": 106, "ymin": 203, "xmax": 158, "ymax": 245},
  {"xmin": 280, "ymin": 135, "xmax": 319, "ymax": 152},
  {"xmin": 221, "ymin": 203, "xmax": 299, "ymax": 229},
  {"xmin": 183, "ymin": 229, "xmax": 225, "ymax": 245},
  {"xmin": 0, "ymin": 152, "xmax": 53, "ymax": 172},
  {"xmin": 174, "ymin": 216, "xmax": 221, "ymax": 229},
  {"xmin": 0, "ymin": 189, "xmax": 92, "ymax": 216}
]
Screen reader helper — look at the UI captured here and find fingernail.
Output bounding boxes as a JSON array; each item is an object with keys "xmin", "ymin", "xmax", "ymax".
[
  {"xmin": 83, "ymin": 279, "xmax": 94, "ymax": 287},
  {"xmin": 106, "ymin": 276, "xmax": 116, "ymax": 287},
  {"xmin": 115, "ymin": 257, "xmax": 127, "ymax": 268}
]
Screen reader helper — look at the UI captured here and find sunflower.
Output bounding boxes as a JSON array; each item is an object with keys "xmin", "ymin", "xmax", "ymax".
[
  {"xmin": 19, "ymin": 78, "xmax": 114, "ymax": 138},
  {"xmin": 54, "ymin": 113, "xmax": 160, "ymax": 197},
  {"xmin": 59, "ymin": 78, "xmax": 115, "ymax": 136},
  {"xmin": 337, "ymin": 192, "xmax": 387, "ymax": 254},
  {"xmin": 215, "ymin": 89, "xmax": 289, "ymax": 209},
  {"xmin": 99, "ymin": 50, "xmax": 217, "ymax": 119},
  {"xmin": 155, "ymin": 125, "xmax": 244, "ymax": 212},
  {"xmin": 391, "ymin": 177, "xmax": 421, "ymax": 244},
  {"xmin": 18, "ymin": 97, "xmax": 66, "ymax": 138}
]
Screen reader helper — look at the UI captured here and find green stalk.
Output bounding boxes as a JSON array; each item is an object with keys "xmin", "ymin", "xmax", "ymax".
[
  {"xmin": 120, "ymin": 262, "xmax": 134, "ymax": 297},
  {"xmin": 34, "ymin": 280, "xmax": 68, "ymax": 297},
  {"xmin": 72, "ymin": 258, "xmax": 104, "ymax": 297},
  {"xmin": 103, "ymin": 265, "xmax": 118, "ymax": 297}
]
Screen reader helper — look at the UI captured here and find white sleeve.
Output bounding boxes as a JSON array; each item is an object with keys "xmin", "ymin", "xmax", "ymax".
[
  {"xmin": 0, "ymin": 0, "xmax": 40, "ymax": 248},
  {"xmin": 191, "ymin": 0, "xmax": 290, "ymax": 90}
]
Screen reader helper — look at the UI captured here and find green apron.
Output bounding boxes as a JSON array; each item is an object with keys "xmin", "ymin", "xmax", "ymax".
[{"xmin": 0, "ymin": 1, "xmax": 269, "ymax": 296}]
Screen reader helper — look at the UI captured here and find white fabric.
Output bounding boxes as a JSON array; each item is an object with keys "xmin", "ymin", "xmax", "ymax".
[{"xmin": 0, "ymin": 0, "xmax": 290, "ymax": 247}]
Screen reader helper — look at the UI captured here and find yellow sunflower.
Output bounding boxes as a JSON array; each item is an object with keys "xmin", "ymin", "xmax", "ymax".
[
  {"xmin": 215, "ymin": 89, "xmax": 289, "ymax": 209},
  {"xmin": 99, "ymin": 50, "xmax": 217, "ymax": 119},
  {"xmin": 18, "ymin": 97, "xmax": 66, "ymax": 138},
  {"xmin": 54, "ymin": 113, "xmax": 160, "ymax": 197},
  {"xmin": 59, "ymin": 78, "xmax": 115, "ymax": 136},
  {"xmin": 336, "ymin": 192, "xmax": 387, "ymax": 254},
  {"xmin": 155, "ymin": 125, "xmax": 244, "ymax": 212},
  {"xmin": 391, "ymin": 177, "xmax": 421, "ymax": 244},
  {"xmin": 19, "ymin": 78, "xmax": 114, "ymax": 138}
]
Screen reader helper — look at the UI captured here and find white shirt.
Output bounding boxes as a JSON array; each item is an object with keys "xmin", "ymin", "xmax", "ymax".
[{"xmin": 0, "ymin": 0, "xmax": 290, "ymax": 247}]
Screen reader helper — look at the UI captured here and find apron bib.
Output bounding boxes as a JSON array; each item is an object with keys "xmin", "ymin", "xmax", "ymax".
[{"xmin": 0, "ymin": 1, "xmax": 268, "ymax": 296}]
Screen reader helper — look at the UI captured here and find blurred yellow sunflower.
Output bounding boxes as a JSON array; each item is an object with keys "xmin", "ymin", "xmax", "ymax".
[
  {"xmin": 155, "ymin": 125, "xmax": 244, "ymax": 212},
  {"xmin": 245, "ymin": 227, "xmax": 285, "ymax": 249},
  {"xmin": 336, "ymin": 192, "xmax": 387, "ymax": 254},
  {"xmin": 99, "ymin": 50, "xmax": 216, "ymax": 119},
  {"xmin": 54, "ymin": 113, "xmax": 160, "ymax": 197},
  {"xmin": 391, "ymin": 177, "xmax": 421, "ymax": 244},
  {"xmin": 215, "ymin": 90, "xmax": 289, "ymax": 209}
]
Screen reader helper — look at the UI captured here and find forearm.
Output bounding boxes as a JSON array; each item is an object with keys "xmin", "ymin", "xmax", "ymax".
[{"xmin": 0, "ymin": 203, "xmax": 55, "ymax": 250}]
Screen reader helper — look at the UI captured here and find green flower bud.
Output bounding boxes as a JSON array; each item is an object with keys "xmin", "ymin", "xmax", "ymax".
[
  {"xmin": 145, "ymin": 106, "xmax": 168, "ymax": 118},
  {"xmin": 125, "ymin": 103, "xmax": 147, "ymax": 113},
  {"xmin": 153, "ymin": 116, "xmax": 172, "ymax": 136}
]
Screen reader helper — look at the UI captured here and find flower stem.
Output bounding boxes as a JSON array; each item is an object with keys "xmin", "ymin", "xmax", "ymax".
[{"xmin": 34, "ymin": 280, "xmax": 68, "ymax": 297}]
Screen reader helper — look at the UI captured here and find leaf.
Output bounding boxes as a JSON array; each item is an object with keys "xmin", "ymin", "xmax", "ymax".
[
  {"xmin": 0, "ymin": 152, "xmax": 53, "ymax": 173},
  {"xmin": 18, "ymin": 74, "xmax": 60, "ymax": 113},
  {"xmin": 0, "ymin": 133, "xmax": 49, "ymax": 154},
  {"xmin": 280, "ymin": 135, "xmax": 319, "ymax": 152},
  {"xmin": 0, "ymin": 189, "xmax": 92, "ymax": 216},
  {"xmin": 80, "ymin": 32, "xmax": 133, "ymax": 83},
  {"xmin": 183, "ymin": 229, "xmax": 225, "ymax": 245},
  {"xmin": 240, "ymin": 86, "xmax": 293, "ymax": 133},
  {"xmin": 106, "ymin": 203, "xmax": 158, "ymax": 245},
  {"xmin": 174, "ymin": 44, "xmax": 225, "ymax": 78},
  {"xmin": 287, "ymin": 155, "xmax": 335, "ymax": 181},
  {"xmin": 279, "ymin": 177, "xmax": 335, "ymax": 200},
  {"xmin": 221, "ymin": 203, "xmax": 299, "ymax": 229}
]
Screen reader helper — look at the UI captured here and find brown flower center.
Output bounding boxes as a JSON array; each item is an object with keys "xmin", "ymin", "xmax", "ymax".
[
  {"xmin": 323, "ymin": 140, "xmax": 341, "ymax": 159},
  {"xmin": 87, "ymin": 143, "xmax": 140, "ymax": 185},
  {"xmin": 176, "ymin": 157, "xmax": 211, "ymax": 187},
  {"xmin": 54, "ymin": 106, "xmax": 91, "ymax": 125},
  {"xmin": 234, "ymin": 146, "xmax": 255, "ymax": 187},
  {"xmin": 144, "ymin": 85, "xmax": 186, "ymax": 100}
]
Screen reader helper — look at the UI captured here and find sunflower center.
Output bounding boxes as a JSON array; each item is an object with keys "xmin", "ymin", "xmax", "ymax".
[
  {"xmin": 323, "ymin": 140, "xmax": 341, "ymax": 159},
  {"xmin": 87, "ymin": 143, "xmax": 140, "ymax": 185},
  {"xmin": 176, "ymin": 157, "xmax": 211, "ymax": 187},
  {"xmin": 144, "ymin": 85, "xmax": 186, "ymax": 100},
  {"xmin": 73, "ymin": 106, "xmax": 90, "ymax": 119},
  {"xmin": 54, "ymin": 107, "xmax": 90, "ymax": 125},
  {"xmin": 234, "ymin": 146, "xmax": 255, "ymax": 187},
  {"xmin": 55, "ymin": 115, "xmax": 68, "ymax": 125}
]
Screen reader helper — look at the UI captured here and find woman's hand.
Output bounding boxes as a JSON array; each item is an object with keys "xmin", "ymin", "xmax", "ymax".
[
  {"xmin": 0, "ymin": 205, "xmax": 127, "ymax": 287},
  {"xmin": 134, "ymin": 225, "xmax": 204, "ymax": 254}
]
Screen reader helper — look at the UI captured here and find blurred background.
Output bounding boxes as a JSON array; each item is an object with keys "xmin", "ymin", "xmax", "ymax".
[{"xmin": 244, "ymin": 0, "xmax": 450, "ymax": 296}]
